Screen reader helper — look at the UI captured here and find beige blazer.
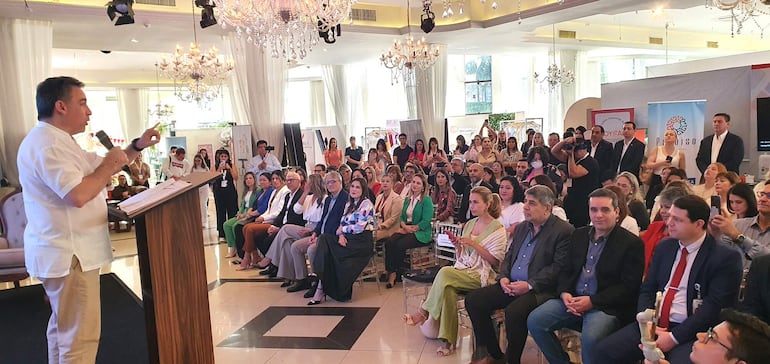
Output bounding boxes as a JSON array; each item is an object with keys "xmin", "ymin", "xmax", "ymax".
[{"xmin": 374, "ymin": 192, "xmax": 404, "ymax": 242}]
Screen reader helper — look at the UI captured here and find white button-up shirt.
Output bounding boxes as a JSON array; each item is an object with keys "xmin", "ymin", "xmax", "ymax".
[
  {"xmin": 17, "ymin": 122, "xmax": 112, "ymax": 278},
  {"xmin": 711, "ymin": 131, "xmax": 728, "ymax": 164},
  {"xmin": 667, "ymin": 233, "xmax": 706, "ymax": 325}
]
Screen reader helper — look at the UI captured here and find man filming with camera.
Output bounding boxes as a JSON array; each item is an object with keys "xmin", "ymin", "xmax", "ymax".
[{"xmin": 247, "ymin": 139, "xmax": 282, "ymax": 177}]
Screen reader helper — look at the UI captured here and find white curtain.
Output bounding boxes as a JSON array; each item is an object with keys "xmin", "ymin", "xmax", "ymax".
[
  {"xmin": 227, "ymin": 35, "xmax": 287, "ymax": 159},
  {"xmin": 414, "ymin": 44, "xmax": 448, "ymax": 147},
  {"xmin": 0, "ymin": 19, "xmax": 52, "ymax": 185},
  {"xmin": 116, "ymin": 88, "xmax": 149, "ymax": 143},
  {"xmin": 309, "ymin": 80, "xmax": 326, "ymax": 126},
  {"xmin": 321, "ymin": 65, "xmax": 351, "ymax": 140}
]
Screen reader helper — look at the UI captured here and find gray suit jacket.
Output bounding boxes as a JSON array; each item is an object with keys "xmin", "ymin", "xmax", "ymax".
[{"xmin": 497, "ymin": 214, "xmax": 575, "ymax": 304}]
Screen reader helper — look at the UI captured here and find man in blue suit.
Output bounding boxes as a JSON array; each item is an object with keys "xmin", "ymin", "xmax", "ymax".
[{"xmin": 595, "ymin": 195, "xmax": 743, "ymax": 363}]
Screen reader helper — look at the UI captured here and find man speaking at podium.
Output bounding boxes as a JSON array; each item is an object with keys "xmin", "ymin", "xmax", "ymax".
[{"xmin": 17, "ymin": 76, "xmax": 160, "ymax": 364}]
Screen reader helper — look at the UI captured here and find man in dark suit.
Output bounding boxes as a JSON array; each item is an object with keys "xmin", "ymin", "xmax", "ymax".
[
  {"xmin": 449, "ymin": 158, "xmax": 470, "ymax": 195},
  {"xmin": 596, "ymin": 195, "xmax": 743, "ymax": 363},
  {"xmin": 456, "ymin": 163, "xmax": 493, "ymax": 224},
  {"xmin": 740, "ymin": 254, "xmax": 770, "ymax": 324},
  {"xmin": 611, "ymin": 121, "xmax": 646, "ymax": 179},
  {"xmin": 464, "ymin": 185, "xmax": 574, "ymax": 364},
  {"xmin": 528, "ymin": 188, "xmax": 644, "ymax": 364},
  {"xmin": 696, "ymin": 113, "xmax": 745, "ymax": 175},
  {"xmin": 257, "ymin": 171, "xmax": 307, "ymax": 277},
  {"xmin": 589, "ymin": 125, "xmax": 616, "ymax": 183}
]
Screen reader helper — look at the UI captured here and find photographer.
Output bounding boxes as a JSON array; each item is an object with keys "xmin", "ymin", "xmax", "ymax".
[
  {"xmin": 552, "ymin": 137, "xmax": 600, "ymax": 227},
  {"xmin": 247, "ymin": 140, "xmax": 281, "ymax": 177}
]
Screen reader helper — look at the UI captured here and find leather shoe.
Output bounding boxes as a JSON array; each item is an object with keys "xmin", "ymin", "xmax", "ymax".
[
  {"xmin": 304, "ymin": 276, "xmax": 319, "ymax": 298},
  {"xmin": 259, "ymin": 264, "xmax": 278, "ymax": 277},
  {"xmin": 286, "ymin": 279, "xmax": 310, "ymax": 292},
  {"xmin": 280, "ymin": 280, "xmax": 292, "ymax": 288}
]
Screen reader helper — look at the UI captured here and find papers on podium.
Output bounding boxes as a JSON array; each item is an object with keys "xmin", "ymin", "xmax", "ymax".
[{"xmin": 118, "ymin": 179, "xmax": 191, "ymax": 215}]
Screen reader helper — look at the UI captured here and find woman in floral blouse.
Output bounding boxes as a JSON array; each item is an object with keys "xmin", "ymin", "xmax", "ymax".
[{"xmin": 310, "ymin": 177, "xmax": 374, "ymax": 304}]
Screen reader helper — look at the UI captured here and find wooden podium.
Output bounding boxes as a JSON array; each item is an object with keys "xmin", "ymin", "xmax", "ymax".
[{"xmin": 124, "ymin": 172, "xmax": 219, "ymax": 364}]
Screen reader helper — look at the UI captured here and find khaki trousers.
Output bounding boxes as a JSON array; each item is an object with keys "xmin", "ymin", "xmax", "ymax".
[{"xmin": 40, "ymin": 255, "xmax": 101, "ymax": 364}]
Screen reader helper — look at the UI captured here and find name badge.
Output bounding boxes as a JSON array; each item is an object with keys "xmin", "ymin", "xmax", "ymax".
[
  {"xmin": 221, "ymin": 179, "xmax": 228, "ymax": 188},
  {"xmin": 693, "ymin": 283, "xmax": 703, "ymax": 313}
]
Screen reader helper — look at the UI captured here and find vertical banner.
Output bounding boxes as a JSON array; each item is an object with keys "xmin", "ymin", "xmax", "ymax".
[
  {"xmin": 591, "ymin": 108, "xmax": 634, "ymax": 144},
  {"xmin": 648, "ymin": 100, "xmax": 706, "ymax": 182}
]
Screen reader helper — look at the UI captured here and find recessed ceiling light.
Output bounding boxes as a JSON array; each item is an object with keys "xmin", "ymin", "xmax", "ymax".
[{"xmin": 131, "ymin": 38, "xmax": 139, "ymax": 43}]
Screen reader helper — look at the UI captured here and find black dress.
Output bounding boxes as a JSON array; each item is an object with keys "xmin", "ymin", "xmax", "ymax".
[{"xmin": 314, "ymin": 230, "xmax": 374, "ymax": 302}]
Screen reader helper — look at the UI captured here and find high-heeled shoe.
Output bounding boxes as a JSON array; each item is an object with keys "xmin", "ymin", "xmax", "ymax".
[
  {"xmin": 304, "ymin": 275, "xmax": 318, "ymax": 298},
  {"xmin": 307, "ymin": 287, "xmax": 326, "ymax": 305}
]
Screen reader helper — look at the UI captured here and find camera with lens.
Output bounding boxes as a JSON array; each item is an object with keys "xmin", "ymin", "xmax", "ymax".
[{"xmin": 265, "ymin": 146, "xmax": 276, "ymax": 152}]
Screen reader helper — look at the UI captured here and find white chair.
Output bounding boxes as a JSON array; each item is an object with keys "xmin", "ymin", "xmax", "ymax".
[{"xmin": 0, "ymin": 190, "xmax": 28, "ymax": 288}]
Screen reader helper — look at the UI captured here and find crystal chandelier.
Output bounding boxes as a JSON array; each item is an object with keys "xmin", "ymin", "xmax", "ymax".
[
  {"xmin": 214, "ymin": 0, "xmax": 355, "ymax": 60},
  {"xmin": 380, "ymin": 0, "xmax": 441, "ymax": 84},
  {"xmin": 534, "ymin": 24, "xmax": 574, "ymax": 91},
  {"xmin": 440, "ymin": 0, "xmax": 463, "ymax": 18},
  {"xmin": 159, "ymin": 1, "xmax": 233, "ymax": 103},
  {"xmin": 709, "ymin": 0, "xmax": 770, "ymax": 37}
]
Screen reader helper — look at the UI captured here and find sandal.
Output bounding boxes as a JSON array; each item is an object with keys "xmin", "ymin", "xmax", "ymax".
[
  {"xmin": 436, "ymin": 341, "xmax": 455, "ymax": 357},
  {"xmin": 403, "ymin": 309, "xmax": 428, "ymax": 326}
]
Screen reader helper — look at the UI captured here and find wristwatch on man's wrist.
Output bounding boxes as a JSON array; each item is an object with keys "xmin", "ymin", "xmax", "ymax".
[{"xmin": 735, "ymin": 234, "xmax": 747, "ymax": 245}]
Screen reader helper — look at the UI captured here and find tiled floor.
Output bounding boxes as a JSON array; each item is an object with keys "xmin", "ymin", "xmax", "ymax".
[{"xmin": 1, "ymin": 202, "xmax": 547, "ymax": 363}]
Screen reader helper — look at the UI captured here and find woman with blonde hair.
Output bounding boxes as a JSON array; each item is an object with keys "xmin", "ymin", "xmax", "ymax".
[
  {"xmin": 615, "ymin": 171, "xmax": 650, "ymax": 231},
  {"xmin": 692, "ymin": 162, "xmax": 727, "ymax": 202},
  {"xmin": 383, "ymin": 173, "xmax": 434, "ymax": 288},
  {"xmin": 364, "ymin": 165, "xmax": 381, "ymax": 195},
  {"xmin": 403, "ymin": 186, "xmax": 506, "ymax": 356},
  {"xmin": 645, "ymin": 129, "xmax": 686, "ymax": 192}
]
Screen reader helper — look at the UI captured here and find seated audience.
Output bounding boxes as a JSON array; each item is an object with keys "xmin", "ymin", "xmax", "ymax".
[
  {"xmin": 404, "ymin": 186, "xmax": 507, "ymax": 357},
  {"xmin": 693, "ymin": 162, "xmax": 727, "ymax": 202},
  {"xmin": 351, "ymin": 168, "xmax": 375, "ymax": 202},
  {"xmin": 237, "ymin": 170, "xmax": 289, "ymax": 270},
  {"xmin": 605, "ymin": 185, "xmax": 641, "ymax": 236},
  {"xmin": 431, "ymin": 169, "xmax": 457, "ymax": 223},
  {"xmin": 482, "ymin": 166, "xmax": 498, "ymax": 192},
  {"xmin": 529, "ymin": 174, "xmax": 568, "ymax": 221},
  {"xmin": 710, "ymin": 182, "xmax": 770, "ymax": 269},
  {"xmin": 464, "ymin": 185, "xmax": 574, "ymax": 364},
  {"xmin": 616, "ymin": 171, "xmax": 651, "ymax": 231},
  {"xmin": 497, "ymin": 176, "xmax": 526, "ymax": 243},
  {"xmin": 399, "ymin": 163, "xmax": 420, "ymax": 198},
  {"xmin": 457, "ymin": 163, "xmax": 494, "ymax": 224},
  {"xmin": 449, "ymin": 158, "xmax": 470, "ymax": 196},
  {"xmin": 338, "ymin": 163, "xmax": 352, "ymax": 189},
  {"xmin": 715, "ymin": 171, "xmax": 741, "ymax": 215},
  {"xmin": 528, "ymin": 188, "xmax": 644, "ymax": 364},
  {"xmin": 313, "ymin": 163, "xmax": 326, "ymax": 176},
  {"xmin": 641, "ymin": 185, "xmax": 690, "ymax": 274},
  {"xmin": 500, "ymin": 137, "xmax": 521, "ymax": 176},
  {"xmin": 647, "ymin": 309, "xmax": 770, "ymax": 364},
  {"xmin": 741, "ymin": 255, "xmax": 770, "ymax": 325},
  {"xmin": 408, "ymin": 138, "xmax": 426, "ymax": 168},
  {"xmin": 310, "ymin": 177, "xmax": 374, "ymax": 304},
  {"xmin": 596, "ymin": 195, "xmax": 743, "ymax": 363},
  {"xmin": 386, "ymin": 164, "xmax": 404, "ymax": 194},
  {"xmin": 491, "ymin": 161, "xmax": 506, "ymax": 185},
  {"xmin": 252, "ymin": 171, "xmax": 305, "ymax": 278},
  {"xmin": 222, "ymin": 172, "xmax": 259, "ymax": 258},
  {"xmin": 111, "ymin": 174, "xmax": 134, "ymax": 201},
  {"xmin": 363, "ymin": 166, "xmax": 381, "ymax": 196},
  {"xmin": 726, "ymin": 183, "xmax": 758, "ymax": 219},
  {"xmin": 291, "ymin": 172, "xmax": 348, "ymax": 299},
  {"xmin": 454, "ymin": 134, "xmax": 470, "ymax": 156},
  {"xmin": 271, "ymin": 174, "xmax": 328, "ymax": 292},
  {"xmin": 376, "ymin": 138, "xmax": 393, "ymax": 170},
  {"xmin": 651, "ymin": 180, "xmax": 694, "ymax": 222},
  {"xmin": 477, "ymin": 137, "xmax": 499, "ymax": 167},
  {"xmin": 373, "ymin": 174, "xmax": 404, "ymax": 243},
  {"xmin": 383, "ymin": 173, "xmax": 434, "ymax": 288}
]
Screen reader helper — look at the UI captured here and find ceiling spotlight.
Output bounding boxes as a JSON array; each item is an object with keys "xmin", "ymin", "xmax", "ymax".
[
  {"xmin": 106, "ymin": 0, "xmax": 135, "ymax": 26},
  {"xmin": 421, "ymin": 1, "xmax": 436, "ymax": 33},
  {"xmin": 195, "ymin": 0, "xmax": 217, "ymax": 29}
]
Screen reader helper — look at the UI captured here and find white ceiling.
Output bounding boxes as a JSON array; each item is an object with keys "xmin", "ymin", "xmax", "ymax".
[{"xmin": 3, "ymin": 0, "xmax": 769, "ymax": 83}]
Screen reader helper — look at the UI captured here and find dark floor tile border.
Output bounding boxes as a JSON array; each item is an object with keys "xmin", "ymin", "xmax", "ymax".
[
  {"xmin": 217, "ymin": 306, "xmax": 379, "ymax": 350},
  {"xmin": 207, "ymin": 277, "xmax": 286, "ymax": 291}
]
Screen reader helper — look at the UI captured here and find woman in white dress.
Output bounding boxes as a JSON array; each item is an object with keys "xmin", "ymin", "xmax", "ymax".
[
  {"xmin": 192, "ymin": 154, "xmax": 210, "ymax": 227},
  {"xmin": 497, "ymin": 176, "xmax": 526, "ymax": 243}
]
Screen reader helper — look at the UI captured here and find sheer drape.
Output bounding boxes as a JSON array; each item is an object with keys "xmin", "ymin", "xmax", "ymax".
[
  {"xmin": 309, "ymin": 80, "xmax": 326, "ymax": 126},
  {"xmin": 116, "ymin": 88, "xmax": 149, "ymax": 143},
  {"xmin": 0, "ymin": 19, "xmax": 52, "ymax": 185},
  {"xmin": 228, "ymin": 35, "xmax": 287, "ymax": 159},
  {"xmin": 321, "ymin": 65, "xmax": 351, "ymax": 139},
  {"xmin": 414, "ymin": 44, "xmax": 448, "ymax": 146}
]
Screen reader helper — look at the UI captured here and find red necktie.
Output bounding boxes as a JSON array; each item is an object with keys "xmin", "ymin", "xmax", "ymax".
[{"xmin": 658, "ymin": 247, "xmax": 689, "ymax": 329}]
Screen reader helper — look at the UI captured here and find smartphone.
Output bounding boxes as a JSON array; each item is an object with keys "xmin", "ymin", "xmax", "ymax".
[
  {"xmin": 710, "ymin": 195, "xmax": 721, "ymax": 220},
  {"xmin": 665, "ymin": 155, "xmax": 673, "ymax": 163}
]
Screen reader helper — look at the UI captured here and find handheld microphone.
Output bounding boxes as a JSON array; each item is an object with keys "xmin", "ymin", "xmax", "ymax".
[{"xmin": 96, "ymin": 130, "xmax": 114, "ymax": 149}]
